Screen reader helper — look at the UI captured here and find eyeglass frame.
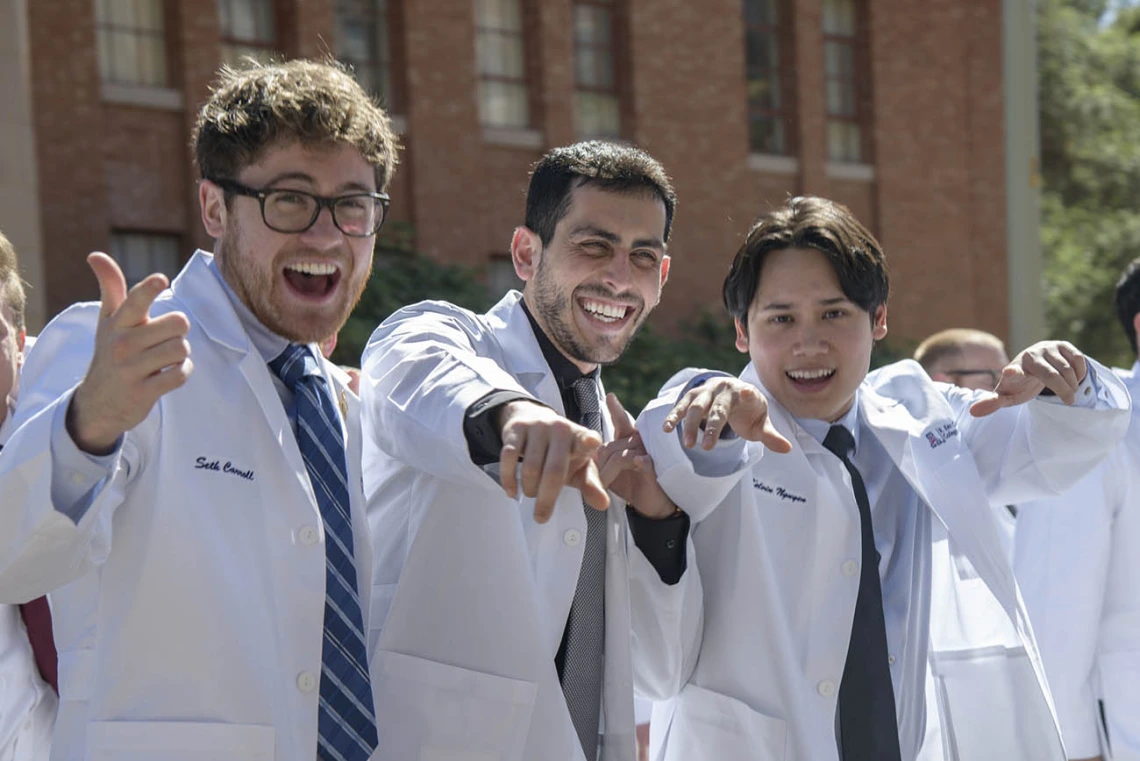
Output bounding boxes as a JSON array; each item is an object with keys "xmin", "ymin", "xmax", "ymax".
[
  {"xmin": 207, "ymin": 177, "xmax": 390, "ymax": 238},
  {"xmin": 944, "ymin": 368, "xmax": 1001, "ymax": 386}
]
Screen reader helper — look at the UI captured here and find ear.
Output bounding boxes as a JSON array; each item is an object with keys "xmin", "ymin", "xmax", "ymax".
[
  {"xmin": 16, "ymin": 328, "xmax": 25, "ymax": 355},
  {"xmin": 511, "ymin": 226, "xmax": 542, "ymax": 282},
  {"xmin": 734, "ymin": 316, "xmax": 750, "ymax": 353},
  {"xmin": 872, "ymin": 303, "xmax": 888, "ymax": 341},
  {"xmin": 200, "ymin": 180, "xmax": 227, "ymax": 239},
  {"xmin": 659, "ymin": 254, "xmax": 671, "ymax": 289}
]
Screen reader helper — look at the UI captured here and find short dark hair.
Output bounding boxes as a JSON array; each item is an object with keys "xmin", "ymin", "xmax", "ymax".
[
  {"xmin": 723, "ymin": 196, "xmax": 889, "ymax": 327},
  {"xmin": 0, "ymin": 231, "xmax": 26, "ymax": 331},
  {"xmin": 192, "ymin": 58, "xmax": 399, "ymax": 191},
  {"xmin": 1116, "ymin": 256, "xmax": 1140, "ymax": 355},
  {"xmin": 525, "ymin": 141, "xmax": 676, "ymax": 246}
]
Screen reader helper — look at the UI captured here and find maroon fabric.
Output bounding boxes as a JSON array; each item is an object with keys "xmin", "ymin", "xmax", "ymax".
[{"xmin": 18, "ymin": 597, "xmax": 58, "ymax": 693}]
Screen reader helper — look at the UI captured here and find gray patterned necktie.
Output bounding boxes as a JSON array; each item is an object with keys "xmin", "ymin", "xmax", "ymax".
[{"xmin": 561, "ymin": 375, "xmax": 607, "ymax": 760}]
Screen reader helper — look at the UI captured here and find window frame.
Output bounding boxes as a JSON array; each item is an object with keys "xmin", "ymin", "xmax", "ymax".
[
  {"xmin": 334, "ymin": 0, "xmax": 405, "ymax": 112},
  {"xmin": 95, "ymin": 0, "xmax": 176, "ymax": 89},
  {"xmin": 474, "ymin": 0, "xmax": 533, "ymax": 130},
  {"xmin": 822, "ymin": 0, "xmax": 872, "ymax": 164},
  {"xmin": 743, "ymin": 0, "xmax": 797, "ymax": 157},
  {"xmin": 572, "ymin": 0, "xmax": 625, "ymax": 140},
  {"xmin": 217, "ymin": 0, "xmax": 281, "ymax": 66}
]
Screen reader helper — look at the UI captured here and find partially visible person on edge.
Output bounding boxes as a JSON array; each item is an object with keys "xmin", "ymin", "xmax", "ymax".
[
  {"xmin": 0, "ymin": 59, "xmax": 397, "ymax": 761},
  {"xmin": 360, "ymin": 141, "xmax": 682, "ymax": 760},
  {"xmin": 610, "ymin": 195, "xmax": 1130, "ymax": 761},
  {"xmin": 914, "ymin": 328, "xmax": 1017, "ymax": 553},
  {"xmin": 0, "ymin": 231, "xmax": 56, "ymax": 761},
  {"xmin": 914, "ymin": 328, "xmax": 1010, "ymax": 392},
  {"xmin": 1014, "ymin": 258, "xmax": 1140, "ymax": 761}
]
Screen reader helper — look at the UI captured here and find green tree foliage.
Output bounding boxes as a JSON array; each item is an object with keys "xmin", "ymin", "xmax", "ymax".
[{"xmin": 1038, "ymin": 0, "xmax": 1140, "ymax": 366}]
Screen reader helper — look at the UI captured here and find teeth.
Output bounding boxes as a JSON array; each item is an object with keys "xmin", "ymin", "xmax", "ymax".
[
  {"xmin": 581, "ymin": 299, "xmax": 629, "ymax": 321},
  {"xmin": 787, "ymin": 368, "xmax": 835, "ymax": 380},
  {"xmin": 286, "ymin": 262, "xmax": 337, "ymax": 276}
]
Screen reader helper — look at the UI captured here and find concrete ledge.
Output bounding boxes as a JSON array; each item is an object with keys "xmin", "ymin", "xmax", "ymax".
[
  {"xmin": 101, "ymin": 84, "xmax": 184, "ymax": 111},
  {"xmin": 482, "ymin": 127, "xmax": 544, "ymax": 150},
  {"xmin": 747, "ymin": 154, "xmax": 800, "ymax": 175},
  {"xmin": 826, "ymin": 161, "xmax": 876, "ymax": 182}
]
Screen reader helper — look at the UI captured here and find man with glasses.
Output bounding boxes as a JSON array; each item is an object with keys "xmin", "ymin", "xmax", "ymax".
[
  {"xmin": 0, "ymin": 59, "xmax": 397, "ymax": 761},
  {"xmin": 914, "ymin": 328, "xmax": 1010, "ymax": 391}
]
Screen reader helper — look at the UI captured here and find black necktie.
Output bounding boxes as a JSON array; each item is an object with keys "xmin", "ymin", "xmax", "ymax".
[
  {"xmin": 557, "ymin": 375, "xmax": 607, "ymax": 760},
  {"xmin": 822, "ymin": 425, "xmax": 902, "ymax": 761}
]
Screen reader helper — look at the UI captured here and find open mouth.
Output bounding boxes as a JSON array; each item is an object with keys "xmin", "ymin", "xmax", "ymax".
[
  {"xmin": 282, "ymin": 261, "xmax": 342, "ymax": 301},
  {"xmin": 578, "ymin": 297, "xmax": 633, "ymax": 327},
  {"xmin": 786, "ymin": 367, "xmax": 836, "ymax": 391}
]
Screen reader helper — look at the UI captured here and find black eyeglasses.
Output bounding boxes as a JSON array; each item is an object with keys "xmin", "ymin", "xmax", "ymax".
[
  {"xmin": 209, "ymin": 178, "xmax": 390, "ymax": 237},
  {"xmin": 945, "ymin": 368, "xmax": 1001, "ymax": 386}
]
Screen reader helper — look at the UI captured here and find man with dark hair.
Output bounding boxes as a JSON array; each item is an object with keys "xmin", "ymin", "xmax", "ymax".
[
  {"xmin": 609, "ymin": 196, "xmax": 1131, "ymax": 760},
  {"xmin": 360, "ymin": 140, "xmax": 678, "ymax": 761},
  {"xmin": 0, "ymin": 59, "xmax": 397, "ymax": 761},
  {"xmin": 1013, "ymin": 256, "xmax": 1140, "ymax": 761},
  {"xmin": 0, "ymin": 231, "xmax": 56, "ymax": 761}
]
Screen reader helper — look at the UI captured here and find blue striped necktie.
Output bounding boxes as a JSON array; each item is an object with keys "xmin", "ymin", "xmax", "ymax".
[{"xmin": 270, "ymin": 344, "xmax": 378, "ymax": 761}]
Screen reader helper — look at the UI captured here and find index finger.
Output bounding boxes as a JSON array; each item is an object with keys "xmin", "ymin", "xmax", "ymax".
[{"xmin": 113, "ymin": 273, "xmax": 170, "ymax": 329}]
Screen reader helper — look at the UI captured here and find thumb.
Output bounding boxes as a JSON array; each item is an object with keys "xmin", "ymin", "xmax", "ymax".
[
  {"xmin": 969, "ymin": 392, "xmax": 1005, "ymax": 418},
  {"xmin": 759, "ymin": 418, "xmax": 793, "ymax": 453},
  {"xmin": 606, "ymin": 392, "xmax": 635, "ymax": 439},
  {"xmin": 88, "ymin": 252, "xmax": 128, "ymax": 319}
]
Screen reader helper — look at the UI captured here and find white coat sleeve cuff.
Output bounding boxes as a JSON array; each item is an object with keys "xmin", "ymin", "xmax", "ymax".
[
  {"xmin": 637, "ymin": 371, "xmax": 761, "ymax": 524},
  {"xmin": 1034, "ymin": 362, "xmax": 1102, "ymax": 409},
  {"xmin": 49, "ymin": 395, "xmax": 121, "ymax": 524}
]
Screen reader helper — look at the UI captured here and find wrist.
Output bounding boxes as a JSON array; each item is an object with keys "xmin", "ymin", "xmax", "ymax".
[{"xmin": 66, "ymin": 393, "xmax": 120, "ymax": 455}]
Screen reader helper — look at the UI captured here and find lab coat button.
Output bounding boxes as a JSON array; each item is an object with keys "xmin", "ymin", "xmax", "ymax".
[
  {"xmin": 888, "ymin": 654, "xmax": 897, "ymax": 665},
  {"xmin": 817, "ymin": 680, "xmax": 836, "ymax": 697},
  {"xmin": 842, "ymin": 560, "xmax": 859, "ymax": 577},
  {"xmin": 297, "ymin": 671, "xmax": 317, "ymax": 693},
  {"xmin": 563, "ymin": 529, "xmax": 582, "ymax": 547},
  {"xmin": 298, "ymin": 525, "xmax": 320, "ymax": 545},
  {"xmin": 69, "ymin": 471, "xmax": 85, "ymax": 485}
]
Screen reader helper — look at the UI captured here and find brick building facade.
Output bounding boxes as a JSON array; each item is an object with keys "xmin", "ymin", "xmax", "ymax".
[{"xmin": 0, "ymin": 0, "xmax": 1040, "ymax": 350}]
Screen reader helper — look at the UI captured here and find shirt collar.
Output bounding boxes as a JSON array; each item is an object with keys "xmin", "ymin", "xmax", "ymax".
[
  {"xmin": 794, "ymin": 390, "xmax": 862, "ymax": 453},
  {"xmin": 207, "ymin": 256, "xmax": 290, "ymax": 364},
  {"xmin": 519, "ymin": 298, "xmax": 597, "ymax": 388}
]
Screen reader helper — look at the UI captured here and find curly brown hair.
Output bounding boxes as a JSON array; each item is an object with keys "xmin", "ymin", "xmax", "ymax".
[
  {"xmin": 0, "ymin": 231, "xmax": 26, "ymax": 331},
  {"xmin": 192, "ymin": 58, "xmax": 399, "ymax": 191}
]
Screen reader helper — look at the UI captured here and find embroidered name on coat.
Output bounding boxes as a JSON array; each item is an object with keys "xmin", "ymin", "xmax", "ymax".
[{"xmin": 753, "ymin": 479, "xmax": 807, "ymax": 504}]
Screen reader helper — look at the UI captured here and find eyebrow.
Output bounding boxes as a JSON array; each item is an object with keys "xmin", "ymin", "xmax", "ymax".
[
  {"xmin": 261, "ymin": 171, "xmax": 375, "ymax": 194},
  {"xmin": 568, "ymin": 224, "xmax": 665, "ymax": 252},
  {"xmin": 758, "ymin": 296, "xmax": 850, "ymax": 311}
]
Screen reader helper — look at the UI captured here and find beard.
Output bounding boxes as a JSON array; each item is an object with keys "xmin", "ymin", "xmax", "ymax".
[
  {"xmin": 216, "ymin": 216, "xmax": 371, "ymax": 345},
  {"xmin": 529, "ymin": 255, "xmax": 647, "ymax": 367}
]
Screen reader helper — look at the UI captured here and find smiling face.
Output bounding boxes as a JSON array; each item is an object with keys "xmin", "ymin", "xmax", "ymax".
[
  {"xmin": 514, "ymin": 183, "xmax": 670, "ymax": 372},
  {"xmin": 200, "ymin": 139, "xmax": 377, "ymax": 344},
  {"xmin": 736, "ymin": 247, "xmax": 887, "ymax": 422}
]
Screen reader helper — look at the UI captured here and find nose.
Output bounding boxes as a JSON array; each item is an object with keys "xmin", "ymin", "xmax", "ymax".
[
  {"xmin": 791, "ymin": 322, "xmax": 829, "ymax": 356},
  {"xmin": 601, "ymin": 250, "xmax": 635, "ymax": 293},
  {"xmin": 297, "ymin": 205, "xmax": 342, "ymax": 251}
]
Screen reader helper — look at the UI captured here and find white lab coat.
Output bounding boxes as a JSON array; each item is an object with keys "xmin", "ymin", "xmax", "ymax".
[
  {"xmin": 0, "ymin": 410, "xmax": 56, "ymax": 761},
  {"xmin": 360, "ymin": 291, "xmax": 638, "ymax": 761},
  {"xmin": 1015, "ymin": 362, "xmax": 1140, "ymax": 760},
  {"xmin": 0, "ymin": 252, "xmax": 371, "ymax": 761},
  {"xmin": 631, "ymin": 359, "xmax": 1131, "ymax": 761}
]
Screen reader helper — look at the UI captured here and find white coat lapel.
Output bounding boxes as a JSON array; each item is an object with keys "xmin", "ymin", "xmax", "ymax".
[
  {"xmin": 860, "ymin": 384, "xmax": 1021, "ymax": 618},
  {"xmin": 490, "ymin": 292, "xmax": 564, "ymax": 413},
  {"xmin": 172, "ymin": 252, "xmax": 317, "ymax": 510}
]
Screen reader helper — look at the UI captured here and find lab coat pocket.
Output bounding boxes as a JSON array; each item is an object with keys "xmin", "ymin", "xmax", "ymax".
[
  {"xmin": 372, "ymin": 650, "xmax": 537, "ymax": 761},
  {"xmin": 84, "ymin": 721, "xmax": 274, "ymax": 761},
  {"xmin": 367, "ymin": 583, "xmax": 398, "ymax": 656},
  {"xmin": 928, "ymin": 646, "xmax": 1063, "ymax": 761},
  {"xmin": 663, "ymin": 684, "xmax": 786, "ymax": 761},
  {"xmin": 1097, "ymin": 650, "xmax": 1140, "ymax": 757}
]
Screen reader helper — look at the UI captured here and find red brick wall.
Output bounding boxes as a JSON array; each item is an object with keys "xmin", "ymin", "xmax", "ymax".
[{"xmin": 28, "ymin": 0, "xmax": 1009, "ymax": 344}]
